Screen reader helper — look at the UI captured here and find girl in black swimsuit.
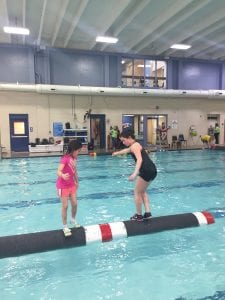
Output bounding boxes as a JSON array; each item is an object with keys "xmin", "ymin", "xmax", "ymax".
[{"xmin": 112, "ymin": 130, "xmax": 157, "ymax": 221}]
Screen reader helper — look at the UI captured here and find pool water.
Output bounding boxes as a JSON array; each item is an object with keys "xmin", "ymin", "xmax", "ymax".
[{"xmin": 0, "ymin": 150, "xmax": 225, "ymax": 300}]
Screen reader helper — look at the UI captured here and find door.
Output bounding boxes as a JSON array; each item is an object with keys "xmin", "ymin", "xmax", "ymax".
[
  {"xmin": 143, "ymin": 115, "xmax": 168, "ymax": 145},
  {"xmin": 90, "ymin": 114, "xmax": 106, "ymax": 149},
  {"xmin": 9, "ymin": 114, "xmax": 29, "ymax": 152},
  {"xmin": 147, "ymin": 118, "xmax": 157, "ymax": 144},
  {"xmin": 224, "ymin": 119, "xmax": 225, "ymax": 144}
]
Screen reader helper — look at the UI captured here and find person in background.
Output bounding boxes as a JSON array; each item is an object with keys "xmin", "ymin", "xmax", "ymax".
[
  {"xmin": 214, "ymin": 123, "xmax": 220, "ymax": 144},
  {"xmin": 201, "ymin": 135, "xmax": 215, "ymax": 149},
  {"xmin": 115, "ymin": 126, "xmax": 121, "ymax": 148},
  {"xmin": 56, "ymin": 140, "xmax": 82, "ymax": 236},
  {"xmin": 110, "ymin": 126, "xmax": 118, "ymax": 150},
  {"xmin": 159, "ymin": 122, "xmax": 170, "ymax": 141},
  {"xmin": 112, "ymin": 129, "xmax": 157, "ymax": 221},
  {"xmin": 208, "ymin": 125, "xmax": 214, "ymax": 136}
]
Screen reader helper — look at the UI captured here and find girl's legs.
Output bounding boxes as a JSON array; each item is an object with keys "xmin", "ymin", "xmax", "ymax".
[
  {"xmin": 134, "ymin": 176, "xmax": 150, "ymax": 215},
  {"xmin": 70, "ymin": 193, "xmax": 77, "ymax": 221},
  {"xmin": 61, "ymin": 196, "xmax": 69, "ymax": 227},
  {"xmin": 70, "ymin": 193, "xmax": 80, "ymax": 227},
  {"xmin": 142, "ymin": 190, "xmax": 151, "ymax": 213}
]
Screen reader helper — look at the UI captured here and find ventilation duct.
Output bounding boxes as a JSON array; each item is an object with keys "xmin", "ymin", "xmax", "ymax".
[
  {"xmin": 0, "ymin": 83, "xmax": 225, "ymax": 99},
  {"xmin": 208, "ymin": 90, "xmax": 225, "ymax": 98}
]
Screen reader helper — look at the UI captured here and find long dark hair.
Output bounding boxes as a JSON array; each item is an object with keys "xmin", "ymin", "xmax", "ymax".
[
  {"xmin": 66, "ymin": 139, "xmax": 82, "ymax": 154},
  {"xmin": 120, "ymin": 129, "xmax": 135, "ymax": 139}
]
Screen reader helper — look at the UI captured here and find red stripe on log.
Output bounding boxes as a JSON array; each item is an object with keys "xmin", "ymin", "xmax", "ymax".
[
  {"xmin": 99, "ymin": 223, "xmax": 113, "ymax": 242},
  {"xmin": 201, "ymin": 211, "xmax": 215, "ymax": 224}
]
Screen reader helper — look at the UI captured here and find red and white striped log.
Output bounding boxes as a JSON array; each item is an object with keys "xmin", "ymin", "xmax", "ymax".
[
  {"xmin": 84, "ymin": 211, "xmax": 214, "ymax": 243},
  {"xmin": 0, "ymin": 211, "xmax": 214, "ymax": 259}
]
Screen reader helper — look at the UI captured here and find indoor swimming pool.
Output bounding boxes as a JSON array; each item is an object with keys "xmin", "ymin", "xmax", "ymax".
[{"xmin": 0, "ymin": 150, "xmax": 225, "ymax": 300}]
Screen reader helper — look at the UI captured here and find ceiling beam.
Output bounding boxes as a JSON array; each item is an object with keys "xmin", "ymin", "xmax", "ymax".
[
  {"xmin": 37, "ymin": 0, "xmax": 47, "ymax": 45},
  {"xmin": 157, "ymin": 6, "xmax": 225, "ymax": 56},
  {"xmin": 183, "ymin": 19, "xmax": 225, "ymax": 57},
  {"xmin": 207, "ymin": 47, "xmax": 225, "ymax": 60},
  {"xmin": 186, "ymin": 33, "xmax": 225, "ymax": 58},
  {"xmin": 201, "ymin": 40, "xmax": 225, "ymax": 59},
  {"xmin": 51, "ymin": 0, "xmax": 70, "ymax": 46},
  {"xmin": 63, "ymin": 0, "xmax": 89, "ymax": 48},
  {"xmin": 89, "ymin": 0, "xmax": 130, "ymax": 50},
  {"xmin": 124, "ymin": 0, "xmax": 194, "ymax": 53},
  {"xmin": 0, "ymin": 0, "xmax": 11, "ymax": 43},
  {"xmin": 134, "ymin": 0, "xmax": 211, "ymax": 54},
  {"xmin": 99, "ymin": 0, "xmax": 152, "ymax": 52}
]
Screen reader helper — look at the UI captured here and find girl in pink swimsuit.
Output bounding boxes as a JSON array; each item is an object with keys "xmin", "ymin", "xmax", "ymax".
[{"xmin": 56, "ymin": 140, "xmax": 82, "ymax": 236}]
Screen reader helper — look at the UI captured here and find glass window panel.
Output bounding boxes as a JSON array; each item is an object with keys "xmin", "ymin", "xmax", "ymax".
[
  {"xmin": 158, "ymin": 115, "xmax": 167, "ymax": 127},
  {"xmin": 14, "ymin": 122, "xmax": 25, "ymax": 134},
  {"xmin": 156, "ymin": 61, "xmax": 166, "ymax": 77},
  {"xmin": 158, "ymin": 79, "xmax": 166, "ymax": 88},
  {"xmin": 134, "ymin": 59, "xmax": 144, "ymax": 87},
  {"xmin": 121, "ymin": 58, "xmax": 133, "ymax": 87},
  {"xmin": 156, "ymin": 61, "xmax": 167, "ymax": 88},
  {"xmin": 145, "ymin": 60, "xmax": 155, "ymax": 88},
  {"xmin": 121, "ymin": 59, "xmax": 167, "ymax": 89},
  {"xmin": 122, "ymin": 115, "xmax": 134, "ymax": 130},
  {"xmin": 134, "ymin": 115, "xmax": 139, "ymax": 135},
  {"xmin": 139, "ymin": 115, "xmax": 144, "ymax": 134}
]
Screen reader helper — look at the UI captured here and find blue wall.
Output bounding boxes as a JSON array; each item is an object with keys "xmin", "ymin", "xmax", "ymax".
[
  {"xmin": 221, "ymin": 62, "xmax": 225, "ymax": 90},
  {"xmin": 34, "ymin": 49, "xmax": 50, "ymax": 84},
  {"xmin": 50, "ymin": 49, "xmax": 105, "ymax": 86},
  {"xmin": 109, "ymin": 55, "xmax": 119, "ymax": 87},
  {"xmin": 167, "ymin": 60, "xmax": 179, "ymax": 89},
  {"xmin": 0, "ymin": 43, "xmax": 224, "ymax": 90},
  {"xmin": 0, "ymin": 45, "xmax": 35, "ymax": 83},
  {"xmin": 176, "ymin": 60, "xmax": 221, "ymax": 90}
]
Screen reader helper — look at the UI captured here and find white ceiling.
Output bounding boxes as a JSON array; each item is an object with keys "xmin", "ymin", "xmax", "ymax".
[{"xmin": 1, "ymin": 0, "xmax": 225, "ymax": 60}]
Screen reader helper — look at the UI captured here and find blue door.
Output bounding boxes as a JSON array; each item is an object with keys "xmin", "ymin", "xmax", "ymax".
[
  {"xmin": 9, "ymin": 114, "xmax": 29, "ymax": 152},
  {"xmin": 90, "ymin": 114, "xmax": 106, "ymax": 149}
]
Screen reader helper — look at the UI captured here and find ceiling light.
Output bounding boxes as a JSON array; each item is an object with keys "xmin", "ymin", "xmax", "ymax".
[
  {"xmin": 170, "ymin": 44, "xmax": 191, "ymax": 50},
  {"xmin": 3, "ymin": 26, "xmax": 30, "ymax": 35},
  {"xmin": 96, "ymin": 36, "xmax": 118, "ymax": 44}
]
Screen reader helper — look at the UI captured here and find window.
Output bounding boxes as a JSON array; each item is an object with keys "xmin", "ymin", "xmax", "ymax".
[
  {"xmin": 121, "ymin": 58, "xmax": 167, "ymax": 88},
  {"xmin": 145, "ymin": 60, "xmax": 155, "ymax": 88},
  {"xmin": 121, "ymin": 58, "xmax": 133, "ymax": 87},
  {"xmin": 155, "ymin": 61, "xmax": 166, "ymax": 88},
  {"xmin": 138, "ymin": 115, "xmax": 144, "ymax": 134},
  {"xmin": 13, "ymin": 122, "xmax": 25, "ymax": 135},
  {"xmin": 134, "ymin": 59, "xmax": 144, "ymax": 88},
  {"xmin": 122, "ymin": 114, "xmax": 144, "ymax": 139}
]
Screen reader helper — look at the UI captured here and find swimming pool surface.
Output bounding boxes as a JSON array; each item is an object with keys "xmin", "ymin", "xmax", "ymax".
[{"xmin": 0, "ymin": 150, "xmax": 225, "ymax": 300}]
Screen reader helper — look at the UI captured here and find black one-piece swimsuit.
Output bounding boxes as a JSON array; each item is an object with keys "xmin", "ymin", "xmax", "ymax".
[{"xmin": 131, "ymin": 148, "xmax": 157, "ymax": 182}]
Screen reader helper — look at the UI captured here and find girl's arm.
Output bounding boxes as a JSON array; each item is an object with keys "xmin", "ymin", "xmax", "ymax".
[
  {"xmin": 112, "ymin": 147, "xmax": 131, "ymax": 156},
  {"xmin": 57, "ymin": 163, "xmax": 69, "ymax": 180},
  {"xmin": 129, "ymin": 143, "xmax": 143, "ymax": 181}
]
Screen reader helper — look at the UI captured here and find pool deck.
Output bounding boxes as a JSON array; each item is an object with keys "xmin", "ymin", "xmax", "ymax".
[{"xmin": 2, "ymin": 144, "xmax": 224, "ymax": 159}]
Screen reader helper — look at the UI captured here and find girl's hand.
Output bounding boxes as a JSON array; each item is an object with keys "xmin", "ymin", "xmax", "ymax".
[
  {"xmin": 112, "ymin": 152, "xmax": 117, "ymax": 156},
  {"xmin": 62, "ymin": 173, "xmax": 70, "ymax": 180},
  {"xmin": 129, "ymin": 173, "xmax": 136, "ymax": 181}
]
